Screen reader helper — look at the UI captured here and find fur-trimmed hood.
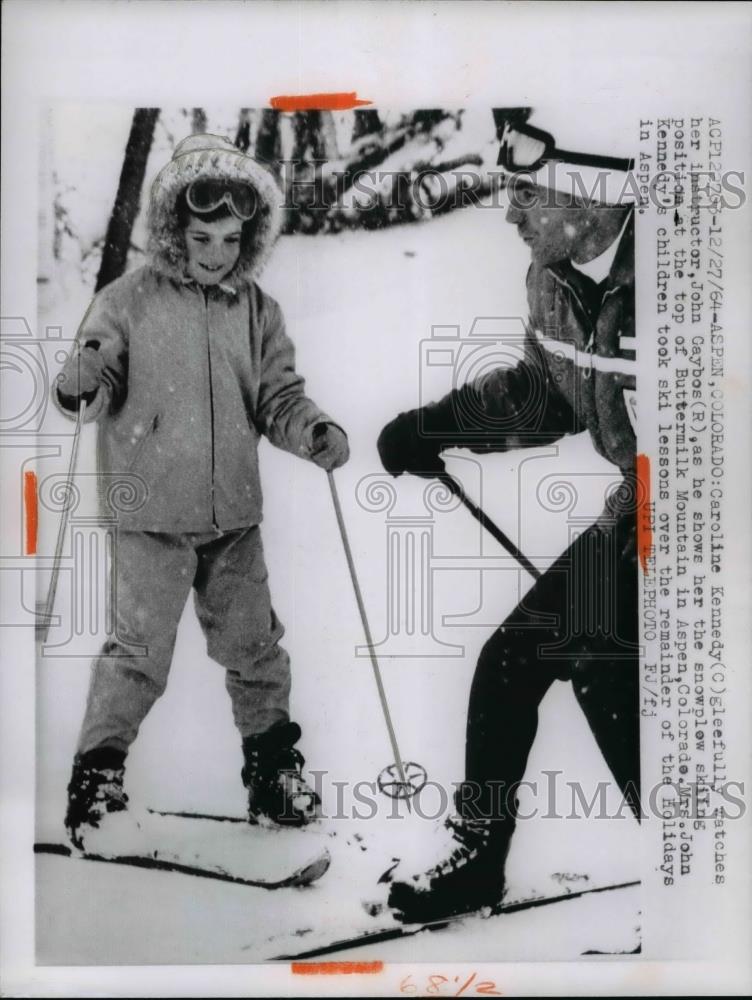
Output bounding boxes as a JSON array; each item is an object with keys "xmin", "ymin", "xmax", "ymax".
[{"xmin": 146, "ymin": 133, "xmax": 283, "ymax": 289}]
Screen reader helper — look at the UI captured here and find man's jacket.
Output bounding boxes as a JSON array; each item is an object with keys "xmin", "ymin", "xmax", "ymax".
[{"xmin": 425, "ymin": 214, "xmax": 636, "ymax": 479}]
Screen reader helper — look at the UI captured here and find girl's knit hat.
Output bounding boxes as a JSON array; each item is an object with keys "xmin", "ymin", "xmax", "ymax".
[{"xmin": 147, "ymin": 133, "xmax": 283, "ymax": 288}]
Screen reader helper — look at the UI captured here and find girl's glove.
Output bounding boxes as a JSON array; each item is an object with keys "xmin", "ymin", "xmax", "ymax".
[
  {"xmin": 309, "ymin": 422, "xmax": 350, "ymax": 471},
  {"xmin": 56, "ymin": 345, "xmax": 105, "ymax": 410},
  {"xmin": 377, "ymin": 408, "xmax": 447, "ymax": 479}
]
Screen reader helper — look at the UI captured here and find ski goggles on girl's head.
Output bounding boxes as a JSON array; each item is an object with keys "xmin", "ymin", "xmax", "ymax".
[
  {"xmin": 497, "ymin": 122, "xmax": 634, "ymax": 173},
  {"xmin": 185, "ymin": 179, "xmax": 257, "ymax": 221}
]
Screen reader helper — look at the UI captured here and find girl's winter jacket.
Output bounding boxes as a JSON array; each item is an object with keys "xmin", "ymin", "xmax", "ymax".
[
  {"xmin": 54, "ymin": 134, "xmax": 339, "ymax": 532},
  {"xmin": 59, "ymin": 270, "xmax": 335, "ymax": 531}
]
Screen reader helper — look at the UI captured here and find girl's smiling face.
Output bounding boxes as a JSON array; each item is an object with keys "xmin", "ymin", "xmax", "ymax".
[{"xmin": 184, "ymin": 214, "xmax": 243, "ymax": 285}]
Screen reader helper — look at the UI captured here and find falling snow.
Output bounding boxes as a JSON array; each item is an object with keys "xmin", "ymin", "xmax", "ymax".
[{"xmin": 37, "ymin": 179, "xmax": 639, "ymax": 963}]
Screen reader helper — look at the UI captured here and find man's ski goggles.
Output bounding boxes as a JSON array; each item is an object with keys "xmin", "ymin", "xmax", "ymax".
[
  {"xmin": 497, "ymin": 122, "xmax": 634, "ymax": 173},
  {"xmin": 186, "ymin": 179, "xmax": 257, "ymax": 221}
]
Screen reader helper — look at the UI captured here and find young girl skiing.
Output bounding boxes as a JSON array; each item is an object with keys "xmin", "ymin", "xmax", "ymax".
[{"xmin": 54, "ymin": 133, "xmax": 349, "ymax": 849}]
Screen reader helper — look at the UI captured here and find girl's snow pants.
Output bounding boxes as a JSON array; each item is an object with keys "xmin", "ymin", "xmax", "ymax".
[{"xmin": 77, "ymin": 526, "xmax": 291, "ymax": 754}]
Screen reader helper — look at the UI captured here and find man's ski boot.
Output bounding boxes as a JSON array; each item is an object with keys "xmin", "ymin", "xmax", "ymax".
[
  {"xmin": 241, "ymin": 721, "xmax": 321, "ymax": 828},
  {"xmin": 64, "ymin": 747, "xmax": 130, "ymax": 850},
  {"xmin": 387, "ymin": 814, "xmax": 511, "ymax": 924}
]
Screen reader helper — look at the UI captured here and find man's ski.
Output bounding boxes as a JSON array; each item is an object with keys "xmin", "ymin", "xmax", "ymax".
[{"xmin": 274, "ymin": 879, "xmax": 640, "ymax": 958}]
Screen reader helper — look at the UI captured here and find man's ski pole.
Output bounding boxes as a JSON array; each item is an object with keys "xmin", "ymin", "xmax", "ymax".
[
  {"xmin": 327, "ymin": 470, "xmax": 422, "ymax": 802},
  {"xmin": 437, "ymin": 472, "xmax": 542, "ymax": 581},
  {"xmin": 36, "ymin": 399, "xmax": 87, "ymax": 643}
]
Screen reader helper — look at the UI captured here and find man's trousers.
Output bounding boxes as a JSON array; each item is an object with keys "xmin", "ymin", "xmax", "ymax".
[{"xmin": 460, "ymin": 511, "xmax": 640, "ymax": 825}]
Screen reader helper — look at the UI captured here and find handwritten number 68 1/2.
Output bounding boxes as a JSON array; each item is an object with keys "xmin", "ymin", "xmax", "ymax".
[{"xmin": 399, "ymin": 972, "xmax": 503, "ymax": 996}]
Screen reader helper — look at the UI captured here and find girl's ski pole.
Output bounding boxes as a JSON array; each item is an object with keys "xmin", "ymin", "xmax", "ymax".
[{"xmin": 327, "ymin": 470, "xmax": 419, "ymax": 801}]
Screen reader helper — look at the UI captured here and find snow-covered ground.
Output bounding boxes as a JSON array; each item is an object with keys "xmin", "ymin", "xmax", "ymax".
[{"xmin": 36, "ymin": 159, "xmax": 640, "ymax": 963}]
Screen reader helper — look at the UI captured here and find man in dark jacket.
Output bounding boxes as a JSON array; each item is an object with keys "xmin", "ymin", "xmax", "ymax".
[{"xmin": 377, "ymin": 117, "xmax": 640, "ymax": 922}]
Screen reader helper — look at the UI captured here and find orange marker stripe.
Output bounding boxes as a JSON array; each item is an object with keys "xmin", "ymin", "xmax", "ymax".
[
  {"xmin": 24, "ymin": 470, "xmax": 38, "ymax": 555},
  {"xmin": 636, "ymin": 453, "xmax": 651, "ymax": 574},
  {"xmin": 291, "ymin": 961, "xmax": 384, "ymax": 975},
  {"xmin": 270, "ymin": 92, "xmax": 372, "ymax": 112}
]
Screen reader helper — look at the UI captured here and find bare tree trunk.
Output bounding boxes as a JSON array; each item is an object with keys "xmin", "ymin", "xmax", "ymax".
[
  {"xmin": 287, "ymin": 111, "xmax": 337, "ymax": 161},
  {"xmin": 235, "ymin": 108, "xmax": 252, "ymax": 151},
  {"xmin": 255, "ymin": 109, "xmax": 282, "ymax": 176},
  {"xmin": 318, "ymin": 111, "xmax": 339, "ymax": 160},
  {"xmin": 95, "ymin": 108, "xmax": 159, "ymax": 292},
  {"xmin": 191, "ymin": 108, "xmax": 208, "ymax": 134},
  {"xmin": 351, "ymin": 109, "xmax": 382, "ymax": 143},
  {"xmin": 291, "ymin": 111, "xmax": 316, "ymax": 160}
]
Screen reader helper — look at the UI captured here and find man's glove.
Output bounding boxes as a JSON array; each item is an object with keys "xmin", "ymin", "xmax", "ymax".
[
  {"xmin": 56, "ymin": 345, "xmax": 105, "ymax": 410},
  {"xmin": 309, "ymin": 422, "xmax": 350, "ymax": 471},
  {"xmin": 377, "ymin": 408, "xmax": 447, "ymax": 479}
]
